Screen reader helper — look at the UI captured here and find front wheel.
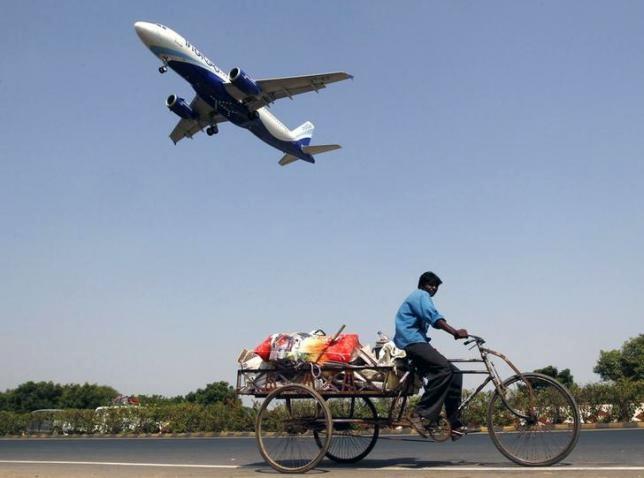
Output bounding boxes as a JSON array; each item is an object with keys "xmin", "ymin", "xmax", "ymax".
[{"xmin": 487, "ymin": 372, "xmax": 580, "ymax": 466}]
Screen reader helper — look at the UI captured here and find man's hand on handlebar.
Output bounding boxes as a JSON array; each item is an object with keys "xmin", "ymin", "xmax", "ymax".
[{"xmin": 453, "ymin": 329, "xmax": 469, "ymax": 340}]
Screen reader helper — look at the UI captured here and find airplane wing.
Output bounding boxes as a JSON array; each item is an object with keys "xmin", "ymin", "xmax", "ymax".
[
  {"xmin": 224, "ymin": 72, "xmax": 353, "ymax": 111},
  {"xmin": 169, "ymin": 95, "xmax": 227, "ymax": 144}
]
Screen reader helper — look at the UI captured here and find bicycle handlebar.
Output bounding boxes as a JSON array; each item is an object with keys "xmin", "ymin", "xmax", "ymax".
[{"xmin": 463, "ymin": 335, "xmax": 486, "ymax": 346}]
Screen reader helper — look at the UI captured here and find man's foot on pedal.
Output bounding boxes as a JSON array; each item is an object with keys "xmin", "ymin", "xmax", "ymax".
[
  {"xmin": 407, "ymin": 414, "xmax": 430, "ymax": 438},
  {"xmin": 451, "ymin": 425, "xmax": 468, "ymax": 441}
]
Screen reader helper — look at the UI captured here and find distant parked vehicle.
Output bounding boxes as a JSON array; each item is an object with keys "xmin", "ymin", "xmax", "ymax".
[{"xmin": 28, "ymin": 409, "xmax": 71, "ymax": 434}]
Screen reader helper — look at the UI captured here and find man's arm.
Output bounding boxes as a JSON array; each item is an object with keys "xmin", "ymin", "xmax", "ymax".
[{"xmin": 435, "ymin": 319, "xmax": 468, "ymax": 340}]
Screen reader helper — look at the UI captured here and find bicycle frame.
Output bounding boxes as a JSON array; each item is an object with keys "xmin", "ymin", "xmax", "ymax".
[{"xmin": 388, "ymin": 338, "xmax": 536, "ymax": 424}]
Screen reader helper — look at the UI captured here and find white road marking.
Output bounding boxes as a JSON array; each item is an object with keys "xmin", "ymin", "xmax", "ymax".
[
  {"xmin": 0, "ymin": 460, "xmax": 238, "ymax": 468},
  {"xmin": 0, "ymin": 461, "xmax": 643, "ymax": 471}
]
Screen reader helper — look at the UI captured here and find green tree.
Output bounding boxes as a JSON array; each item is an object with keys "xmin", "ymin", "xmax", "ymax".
[
  {"xmin": 1, "ymin": 382, "xmax": 119, "ymax": 412},
  {"xmin": 137, "ymin": 394, "xmax": 184, "ymax": 406},
  {"xmin": 4, "ymin": 381, "xmax": 64, "ymax": 412},
  {"xmin": 185, "ymin": 382, "xmax": 237, "ymax": 406},
  {"xmin": 59, "ymin": 383, "xmax": 118, "ymax": 409},
  {"xmin": 533, "ymin": 365, "xmax": 575, "ymax": 388},
  {"xmin": 594, "ymin": 334, "xmax": 644, "ymax": 382}
]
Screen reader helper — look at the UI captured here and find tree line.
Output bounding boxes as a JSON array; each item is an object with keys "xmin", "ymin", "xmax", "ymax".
[{"xmin": 0, "ymin": 381, "xmax": 237, "ymax": 413}]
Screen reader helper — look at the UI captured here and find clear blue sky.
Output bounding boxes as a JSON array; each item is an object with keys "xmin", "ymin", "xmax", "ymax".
[{"xmin": 1, "ymin": 1, "xmax": 642, "ymax": 396}]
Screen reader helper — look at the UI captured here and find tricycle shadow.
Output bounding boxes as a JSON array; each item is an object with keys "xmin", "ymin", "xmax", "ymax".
[
  {"xmin": 323, "ymin": 458, "xmax": 497, "ymax": 469},
  {"xmin": 245, "ymin": 457, "xmax": 546, "ymax": 472}
]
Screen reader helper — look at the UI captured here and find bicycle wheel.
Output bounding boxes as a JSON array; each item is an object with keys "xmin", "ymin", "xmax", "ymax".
[
  {"xmin": 313, "ymin": 397, "xmax": 379, "ymax": 463},
  {"xmin": 487, "ymin": 372, "xmax": 580, "ymax": 466},
  {"xmin": 256, "ymin": 384, "xmax": 332, "ymax": 474}
]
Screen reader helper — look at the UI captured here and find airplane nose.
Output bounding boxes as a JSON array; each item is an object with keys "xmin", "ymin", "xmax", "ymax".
[{"xmin": 134, "ymin": 21, "xmax": 156, "ymax": 45}]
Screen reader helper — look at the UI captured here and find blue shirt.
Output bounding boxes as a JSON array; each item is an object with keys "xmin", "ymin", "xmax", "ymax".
[{"xmin": 393, "ymin": 289, "xmax": 445, "ymax": 349}]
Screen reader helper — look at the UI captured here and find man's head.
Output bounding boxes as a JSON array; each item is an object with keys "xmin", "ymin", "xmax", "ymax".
[{"xmin": 418, "ymin": 271, "xmax": 442, "ymax": 296}]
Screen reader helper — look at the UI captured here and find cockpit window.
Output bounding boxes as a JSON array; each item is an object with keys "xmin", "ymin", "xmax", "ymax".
[{"xmin": 155, "ymin": 23, "xmax": 167, "ymax": 30}]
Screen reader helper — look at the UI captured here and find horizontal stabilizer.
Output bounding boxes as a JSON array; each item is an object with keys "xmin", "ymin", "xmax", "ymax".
[
  {"xmin": 302, "ymin": 144, "xmax": 341, "ymax": 155},
  {"xmin": 278, "ymin": 154, "xmax": 299, "ymax": 166},
  {"xmin": 279, "ymin": 144, "xmax": 341, "ymax": 167}
]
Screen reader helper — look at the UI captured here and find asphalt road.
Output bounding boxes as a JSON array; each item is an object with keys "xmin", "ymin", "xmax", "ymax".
[{"xmin": 0, "ymin": 429, "xmax": 642, "ymax": 477}]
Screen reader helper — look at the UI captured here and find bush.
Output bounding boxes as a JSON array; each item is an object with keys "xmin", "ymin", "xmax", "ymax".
[
  {"xmin": 0, "ymin": 411, "xmax": 29, "ymax": 435},
  {"xmin": 461, "ymin": 390, "xmax": 494, "ymax": 427},
  {"xmin": 573, "ymin": 381, "xmax": 643, "ymax": 423}
]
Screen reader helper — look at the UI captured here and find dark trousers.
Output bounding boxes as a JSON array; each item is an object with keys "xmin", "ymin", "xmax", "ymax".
[{"xmin": 405, "ymin": 342, "xmax": 463, "ymax": 427}]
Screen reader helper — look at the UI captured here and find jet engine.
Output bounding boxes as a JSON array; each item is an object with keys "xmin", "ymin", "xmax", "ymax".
[
  {"xmin": 166, "ymin": 94, "xmax": 196, "ymax": 119},
  {"xmin": 229, "ymin": 67, "xmax": 261, "ymax": 97}
]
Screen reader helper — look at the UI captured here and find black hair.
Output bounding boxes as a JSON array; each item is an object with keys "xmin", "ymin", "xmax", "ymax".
[{"xmin": 418, "ymin": 271, "xmax": 442, "ymax": 289}]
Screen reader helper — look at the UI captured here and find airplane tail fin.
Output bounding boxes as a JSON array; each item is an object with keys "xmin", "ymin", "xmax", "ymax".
[
  {"xmin": 279, "ymin": 121, "xmax": 341, "ymax": 166},
  {"xmin": 291, "ymin": 121, "xmax": 315, "ymax": 146}
]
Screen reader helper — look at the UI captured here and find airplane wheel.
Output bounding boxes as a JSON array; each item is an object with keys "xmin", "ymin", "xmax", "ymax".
[
  {"xmin": 206, "ymin": 126, "xmax": 218, "ymax": 136},
  {"xmin": 159, "ymin": 66, "xmax": 168, "ymax": 74}
]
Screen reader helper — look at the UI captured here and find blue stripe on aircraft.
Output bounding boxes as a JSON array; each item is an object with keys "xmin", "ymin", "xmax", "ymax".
[
  {"xmin": 297, "ymin": 137, "xmax": 312, "ymax": 147},
  {"xmin": 150, "ymin": 45, "xmax": 199, "ymax": 65}
]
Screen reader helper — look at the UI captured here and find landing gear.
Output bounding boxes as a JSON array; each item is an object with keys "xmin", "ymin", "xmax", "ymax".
[
  {"xmin": 248, "ymin": 110, "xmax": 259, "ymax": 121},
  {"xmin": 159, "ymin": 65, "xmax": 168, "ymax": 74},
  {"xmin": 206, "ymin": 125, "xmax": 218, "ymax": 136}
]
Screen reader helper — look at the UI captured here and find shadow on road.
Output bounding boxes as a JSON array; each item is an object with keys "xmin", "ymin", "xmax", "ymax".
[{"xmin": 242, "ymin": 457, "xmax": 578, "ymax": 471}]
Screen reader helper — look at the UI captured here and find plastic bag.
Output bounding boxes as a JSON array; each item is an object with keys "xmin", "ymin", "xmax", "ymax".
[
  {"xmin": 253, "ymin": 332, "xmax": 361, "ymax": 364},
  {"xmin": 318, "ymin": 334, "xmax": 360, "ymax": 363},
  {"xmin": 254, "ymin": 336, "xmax": 273, "ymax": 361}
]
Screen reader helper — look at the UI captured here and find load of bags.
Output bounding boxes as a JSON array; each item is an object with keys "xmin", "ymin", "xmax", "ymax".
[
  {"xmin": 254, "ymin": 330, "xmax": 360, "ymax": 364},
  {"xmin": 237, "ymin": 329, "xmax": 414, "ymax": 394},
  {"xmin": 239, "ymin": 329, "xmax": 406, "ymax": 369}
]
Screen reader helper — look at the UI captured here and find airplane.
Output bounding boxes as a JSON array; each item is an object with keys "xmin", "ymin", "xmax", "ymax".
[{"xmin": 134, "ymin": 21, "xmax": 353, "ymax": 166}]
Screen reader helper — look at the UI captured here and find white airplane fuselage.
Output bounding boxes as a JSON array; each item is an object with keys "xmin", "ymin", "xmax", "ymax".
[{"xmin": 134, "ymin": 21, "xmax": 317, "ymax": 162}]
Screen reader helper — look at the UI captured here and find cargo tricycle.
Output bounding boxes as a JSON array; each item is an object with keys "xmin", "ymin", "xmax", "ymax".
[{"xmin": 236, "ymin": 334, "xmax": 580, "ymax": 473}]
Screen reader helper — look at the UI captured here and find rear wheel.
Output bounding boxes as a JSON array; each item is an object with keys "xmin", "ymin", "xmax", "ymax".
[
  {"xmin": 314, "ymin": 397, "xmax": 379, "ymax": 463},
  {"xmin": 256, "ymin": 384, "xmax": 332, "ymax": 474},
  {"xmin": 487, "ymin": 372, "xmax": 580, "ymax": 466}
]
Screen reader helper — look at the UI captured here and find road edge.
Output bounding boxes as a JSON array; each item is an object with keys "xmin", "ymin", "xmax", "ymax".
[{"xmin": 1, "ymin": 421, "xmax": 642, "ymax": 439}]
